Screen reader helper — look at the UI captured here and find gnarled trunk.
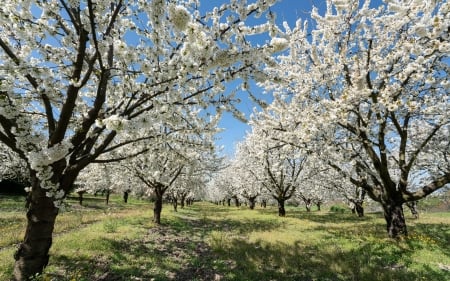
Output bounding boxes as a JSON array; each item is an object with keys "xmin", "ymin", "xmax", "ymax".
[
  {"xmin": 14, "ymin": 180, "xmax": 59, "ymax": 281},
  {"xmin": 382, "ymin": 199, "xmax": 407, "ymax": 238}
]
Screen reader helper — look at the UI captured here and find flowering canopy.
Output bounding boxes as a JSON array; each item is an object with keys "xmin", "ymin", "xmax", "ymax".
[
  {"xmin": 253, "ymin": 0, "xmax": 449, "ymax": 236},
  {"xmin": 0, "ymin": 0, "xmax": 285, "ymax": 202}
]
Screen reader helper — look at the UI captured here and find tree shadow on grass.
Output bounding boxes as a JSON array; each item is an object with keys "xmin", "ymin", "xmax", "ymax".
[
  {"xmin": 287, "ymin": 209, "xmax": 378, "ymax": 224},
  {"xmin": 46, "ymin": 212, "xmax": 284, "ymax": 281},
  {"xmin": 207, "ymin": 237, "xmax": 449, "ymax": 281},
  {"xmin": 48, "ymin": 234, "xmax": 204, "ymax": 281},
  {"xmin": 166, "ymin": 213, "xmax": 284, "ymax": 237},
  {"xmin": 407, "ymin": 222, "xmax": 450, "ymax": 253},
  {"xmin": 45, "ymin": 207, "xmax": 449, "ymax": 281}
]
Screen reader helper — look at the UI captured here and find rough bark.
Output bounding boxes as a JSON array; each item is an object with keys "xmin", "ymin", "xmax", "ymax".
[
  {"xmin": 13, "ymin": 181, "xmax": 59, "ymax": 281},
  {"xmin": 382, "ymin": 199, "xmax": 407, "ymax": 238}
]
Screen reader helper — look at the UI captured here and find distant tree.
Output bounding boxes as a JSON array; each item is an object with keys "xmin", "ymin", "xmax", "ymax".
[
  {"xmin": 0, "ymin": 144, "xmax": 29, "ymax": 189},
  {"xmin": 235, "ymin": 127, "xmax": 308, "ymax": 216},
  {"xmin": 171, "ymin": 164, "xmax": 206, "ymax": 210}
]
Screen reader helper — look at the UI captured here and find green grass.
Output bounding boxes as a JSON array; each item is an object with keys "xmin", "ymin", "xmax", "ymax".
[{"xmin": 0, "ymin": 196, "xmax": 449, "ymax": 281}]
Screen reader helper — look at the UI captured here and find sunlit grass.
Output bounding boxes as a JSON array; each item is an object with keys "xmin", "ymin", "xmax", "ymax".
[{"xmin": 0, "ymin": 197, "xmax": 449, "ymax": 281}]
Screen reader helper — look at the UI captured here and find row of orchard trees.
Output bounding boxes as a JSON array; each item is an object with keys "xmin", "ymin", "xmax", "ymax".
[
  {"xmin": 0, "ymin": 0, "xmax": 449, "ymax": 279},
  {"xmin": 0, "ymin": 0, "xmax": 286, "ymax": 280},
  {"xmin": 74, "ymin": 142, "xmax": 210, "ymax": 223},
  {"xmin": 207, "ymin": 131, "xmax": 336, "ymax": 215},
  {"xmin": 211, "ymin": 0, "xmax": 449, "ymax": 239}
]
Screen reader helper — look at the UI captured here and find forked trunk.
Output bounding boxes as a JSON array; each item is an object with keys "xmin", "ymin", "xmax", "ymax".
[
  {"xmin": 304, "ymin": 199, "xmax": 312, "ymax": 212},
  {"xmin": 153, "ymin": 194, "xmax": 163, "ymax": 224},
  {"xmin": 382, "ymin": 199, "xmax": 407, "ymax": 238},
  {"xmin": 261, "ymin": 199, "xmax": 267, "ymax": 208},
  {"xmin": 14, "ymin": 183, "xmax": 59, "ymax": 281}
]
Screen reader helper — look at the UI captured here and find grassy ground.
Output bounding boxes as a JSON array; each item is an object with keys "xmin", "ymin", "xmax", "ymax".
[{"xmin": 0, "ymin": 195, "xmax": 449, "ymax": 281}]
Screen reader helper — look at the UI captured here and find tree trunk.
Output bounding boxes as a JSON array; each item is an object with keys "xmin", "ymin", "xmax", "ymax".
[
  {"xmin": 172, "ymin": 198, "xmax": 178, "ymax": 212},
  {"xmin": 227, "ymin": 198, "xmax": 231, "ymax": 206},
  {"xmin": 355, "ymin": 201, "xmax": 364, "ymax": 217},
  {"xmin": 233, "ymin": 196, "xmax": 239, "ymax": 207},
  {"xmin": 382, "ymin": 199, "xmax": 407, "ymax": 238},
  {"xmin": 277, "ymin": 199, "xmax": 286, "ymax": 217},
  {"xmin": 78, "ymin": 191, "xmax": 84, "ymax": 205},
  {"xmin": 305, "ymin": 199, "xmax": 312, "ymax": 212},
  {"xmin": 153, "ymin": 193, "xmax": 163, "ymax": 224},
  {"xmin": 406, "ymin": 201, "xmax": 419, "ymax": 219},
  {"xmin": 105, "ymin": 189, "xmax": 110, "ymax": 205},
  {"xmin": 123, "ymin": 191, "xmax": 129, "ymax": 203},
  {"xmin": 316, "ymin": 202, "xmax": 321, "ymax": 211},
  {"xmin": 305, "ymin": 204, "xmax": 311, "ymax": 212},
  {"xmin": 248, "ymin": 197, "xmax": 256, "ymax": 210},
  {"xmin": 13, "ymin": 182, "xmax": 59, "ymax": 281},
  {"xmin": 180, "ymin": 196, "xmax": 185, "ymax": 209}
]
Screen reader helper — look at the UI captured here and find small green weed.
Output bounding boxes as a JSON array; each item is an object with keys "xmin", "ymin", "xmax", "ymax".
[{"xmin": 102, "ymin": 219, "xmax": 119, "ymax": 233}]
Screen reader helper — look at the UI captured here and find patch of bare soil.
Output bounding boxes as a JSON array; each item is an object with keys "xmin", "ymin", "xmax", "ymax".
[{"xmin": 146, "ymin": 217, "xmax": 222, "ymax": 281}]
